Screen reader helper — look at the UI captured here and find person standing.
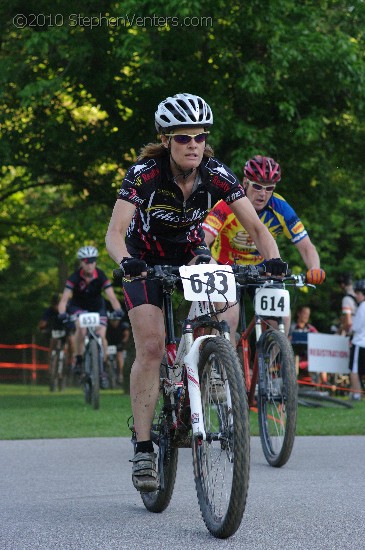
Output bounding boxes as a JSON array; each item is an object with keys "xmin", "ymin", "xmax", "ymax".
[
  {"xmin": 289, "ymin": 305, "xmax": 327, "ymax": 385},
  {"xmin": 349, "ymin": 279, "xmax": 365, "ymax": 400},
  {"xmin": 338, "ymin": 273, "xmax": 358, "ymax": 336}
]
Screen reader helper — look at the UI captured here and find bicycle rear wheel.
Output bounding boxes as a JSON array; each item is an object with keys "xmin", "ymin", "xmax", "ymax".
[
  {"xmin": 193, "ymin": 337, "xmax": 250, "ymax": 539},
  {"xmin": 141, "ymin": 358, "xmax": 178, "ymax": 512},
  {"xmin": 257, "ymin": 329, "xmax": 297, "ymax": 467},
  {"xmin": 89, "ymin": 339, "xmax": 100, "ymax": 410}
]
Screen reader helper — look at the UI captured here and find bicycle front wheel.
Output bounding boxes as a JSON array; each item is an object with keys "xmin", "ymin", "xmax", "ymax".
[
  {"xmin": 257, "ymin": 329, "xmax": 297, "ymax": 467},
  {"xmin": 193, "ymin": 337, "xmax": 250, "ymax": 539},
  {"xmin": 141, "ymin": 358, "xmax": 178, "ymax": 512},
  {"xmin": 89, "ymin": 339, "xmax": 100, "ymax": 410}
]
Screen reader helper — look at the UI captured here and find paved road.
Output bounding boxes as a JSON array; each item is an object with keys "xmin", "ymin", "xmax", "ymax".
[{"xmin": 0, "ymin": 436, "xmax": 364, "ymax": 550}]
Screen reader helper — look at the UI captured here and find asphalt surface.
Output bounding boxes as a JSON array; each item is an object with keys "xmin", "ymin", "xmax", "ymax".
[{"xmin": 0, "ymin": 436, "xmax": 364, "ymax": 550}]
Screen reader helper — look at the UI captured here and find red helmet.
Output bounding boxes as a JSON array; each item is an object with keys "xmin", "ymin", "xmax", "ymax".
[{"xmin": 243, "ymin": 155, "xmax": 281, "ymax": 184}]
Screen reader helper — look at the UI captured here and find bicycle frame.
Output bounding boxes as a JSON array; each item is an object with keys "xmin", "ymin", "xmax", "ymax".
[
  {"xmin": 84, "ymin": 326, "xmax": 103, "ymax": 366},
  {"xmin": 237, "ymin": 285, "xmax": 286, "ymax": 407},
  {"xmin": 162, "ymin": 290, "xmax": 224, "ymax": 441}
]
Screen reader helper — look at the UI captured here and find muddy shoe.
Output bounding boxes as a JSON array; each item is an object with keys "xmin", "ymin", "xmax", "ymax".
[{"xmin": 130, "ymin": 452, "xmax": 158, "ymax": 492}]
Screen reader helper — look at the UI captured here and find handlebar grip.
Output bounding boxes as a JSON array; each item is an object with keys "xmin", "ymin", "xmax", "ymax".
[{"xmin": 113, "ymin": 268, "xmax": 125, "ymax": 283}]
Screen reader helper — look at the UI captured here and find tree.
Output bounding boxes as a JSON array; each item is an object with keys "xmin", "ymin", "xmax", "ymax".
[{"xmin": 1, "ymin": 0, "xmax": 365, "ymax": 340}]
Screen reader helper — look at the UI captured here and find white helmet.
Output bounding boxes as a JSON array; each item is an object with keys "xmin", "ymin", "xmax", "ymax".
[
  {"xmin": 77, "ymin": 246, "xmax": 99, "ymax": 259},
  {"xmin": 155, "ymin": 93, "xmax": 213, "ymax": 132}
]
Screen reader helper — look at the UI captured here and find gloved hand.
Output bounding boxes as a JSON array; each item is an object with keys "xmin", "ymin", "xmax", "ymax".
[
  {"xmin": 113, "ymin": 309, "xmax": 125, "ymax": 319},
  {"xmin": 306, "ymin": 268, "xmax": 326, "ymax": 285},
  {"xmin": 263, "ymin": 258, "xmax": 289, "ymax": 276},
  {"xmin": 120, "ymin": 257, "xmax": 147, "ymax": 277},
  {"xmin": 58, "ymin": 312, "xmax": 69, "ymax": 324}
]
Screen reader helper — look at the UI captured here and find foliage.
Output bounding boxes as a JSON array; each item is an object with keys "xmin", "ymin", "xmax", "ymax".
[{"xmin": 1, "ymin": 0, "xmax": 365, "ymax": 340}]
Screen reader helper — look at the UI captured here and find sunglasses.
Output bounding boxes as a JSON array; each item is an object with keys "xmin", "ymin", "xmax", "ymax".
[
  {"xmin": 246, "ymin": 179, "xmax": 276, "ymax": 192},
  {"xmin": 164, "ymin": 132, "xmax": 209, "ymax": 144},
  {"xmin": 82, "ymin": 257, "xmax": 97, "ymax": 264}
]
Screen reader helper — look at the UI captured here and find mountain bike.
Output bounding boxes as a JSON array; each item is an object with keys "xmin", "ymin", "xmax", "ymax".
[
  {"xmin": 49, "ymin": 327, "xmax": 68, "ymax": 392},
  {"xmin": 233, "ymin": 265, "xmax": 311, "ymax": 468},
  {"xmin": 78, "ymin": 312, "xmax": 104, "ymax": 410},
  {"xmin": 114, "ymin": 257, "xmax": 250, "ymax": 539}
]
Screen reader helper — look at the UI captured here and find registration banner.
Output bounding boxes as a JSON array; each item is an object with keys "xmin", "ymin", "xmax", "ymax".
[{"xmin": 308, "ymin": 333, "xmax": 350, "ymax": 374}]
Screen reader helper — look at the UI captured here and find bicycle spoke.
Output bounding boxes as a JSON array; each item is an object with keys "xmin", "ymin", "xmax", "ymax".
[
  {"xmin": 194, "ymin": 337, "xmax": 250, "ymax": 539},
  {"xmin": 258, "ymin": 330, "xmax": 297, "ymax": 467}
]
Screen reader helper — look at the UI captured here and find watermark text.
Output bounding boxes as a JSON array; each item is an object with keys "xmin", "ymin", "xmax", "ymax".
[{"xmin": 13, "ymin": 13, "xmax": 213, "ymax": 29}]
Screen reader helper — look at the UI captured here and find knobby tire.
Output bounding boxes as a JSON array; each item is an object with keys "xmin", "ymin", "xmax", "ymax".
[
  {"xmin": 193, "ymin": 337, "xmax": 250, "ymax": 539},
  {"xmin": 141, "ymin": 359, "xmax": 178, "ymax": 513},
  {"xmin": 257, "ymin": 329, "xmax": 297, "ymax": 467}
]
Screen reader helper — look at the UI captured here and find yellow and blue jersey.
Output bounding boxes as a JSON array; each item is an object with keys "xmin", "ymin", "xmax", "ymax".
[{"xmin": 202, "ymin": 193, "xmax": 308, "ymax": 265}]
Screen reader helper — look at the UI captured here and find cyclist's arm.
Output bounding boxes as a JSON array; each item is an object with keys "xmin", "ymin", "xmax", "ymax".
[
  {"xmin": 294, "ymin": 236, "xmax": 320, "ymax": 269},
  {"xmin": 104, "ymin": 286, "xmax": 122, "ymax": 311},
  {"xmin": 58, "ymin": 288, "xmax": 72, "ymax": 315},
  {"xmin": 230, "ymin": 197, "xmax": 281, "ymax": 259},
  {"xmin": 340, "ymin": 311, "xmax": 353, "ymax": 334},
  {"xmin": 204, "ymin": 230, "xmax": 215, "ymax": 247},
  {"xmin": 105, "ymin": 199, "xmax": 136, "ymax": 264}
]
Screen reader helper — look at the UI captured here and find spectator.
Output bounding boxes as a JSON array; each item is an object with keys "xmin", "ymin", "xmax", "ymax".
[
  {"xmin": 289, "ymin": 305, "xmax": 327, "ymax": 385},
  {"xmin": 338, "ymin": 273, "xmax": 358, "ymax": 336},
  {"xmin": 348, "ymin": 279, "xmax": 365, "ymax": 400}
]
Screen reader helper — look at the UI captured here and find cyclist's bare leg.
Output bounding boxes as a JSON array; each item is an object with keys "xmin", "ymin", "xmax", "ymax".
[
  {"xmin": 266, "ymin": 314, "xmax": 291, "ymax": 335},
  {"xmin": 128, "ymin": 303, "xmax": 165, "ymax": 442},
  {"xmin": 66, "ymin": 333, "xmax": 75, "ymax": 366},
  {"xmin": 219, "ymin": 302, "xmax": 240, "ymax": 347},
  {"xmin": 96, "ymin": 324, "xmax": 108, "ymax": 357},
  {"xmin": 75, "ymin": 322, "xmax": 87, "ymax": 356}
]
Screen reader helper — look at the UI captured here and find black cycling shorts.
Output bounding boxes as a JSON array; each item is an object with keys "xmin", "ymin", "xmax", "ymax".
[
  {"xmin": 122, "ymin": 245, "xmax": 211, "ymax": 311},
  {"xmin": 349, "ymin": 344, "xmax": 365, "ymax": 376}
]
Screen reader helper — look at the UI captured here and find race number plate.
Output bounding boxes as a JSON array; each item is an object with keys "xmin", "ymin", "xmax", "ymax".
[
  {"xmin": 254, "ymin": 288, "xmax": 290, "ymax": 317},
  {"xmin": 107, "ymin": 345, "xmax": 117, "ymax": 355},
  {"xmin": 179, "ymin": 264, "xmax": 236, "ymax": 302},
  {"xmin": 51, "ymin": 330, "xmax": 66, "ymax": 338},
  {"xmin": 79, "ymin": 312, "xmax": 100, "ymax": 328}
]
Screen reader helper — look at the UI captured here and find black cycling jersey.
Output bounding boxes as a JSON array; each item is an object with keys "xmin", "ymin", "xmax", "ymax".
[
  {"xmin": 118, "ymin": 152, "xmax": 245, "ymax": 264},
  {"xmin": 65, "ymin": 267, "xmax": 112, "ymax": 311}
]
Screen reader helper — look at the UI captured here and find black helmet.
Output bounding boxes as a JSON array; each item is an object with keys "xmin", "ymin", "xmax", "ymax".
[{"xmin": 354, "ymin": 279, "xmax": 365, "ymax": 292}]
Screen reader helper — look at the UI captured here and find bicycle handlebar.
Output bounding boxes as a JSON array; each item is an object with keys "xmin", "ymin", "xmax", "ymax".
[{"xmin": 113, "ymin": 265, "xmax": 314, "ymax": 289}]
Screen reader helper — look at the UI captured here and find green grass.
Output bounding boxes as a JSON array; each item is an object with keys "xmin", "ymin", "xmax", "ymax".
[
  {"xmin": 1, "ymin": 384, "xmax": 364, "ymax": 440},
  {"xmin": 250, "ymin": 399, "xmax": 365, "ymax": 436},
  {"xmin": 0, "ymin": 384, "xmax": 133, "ymax": 440}
]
